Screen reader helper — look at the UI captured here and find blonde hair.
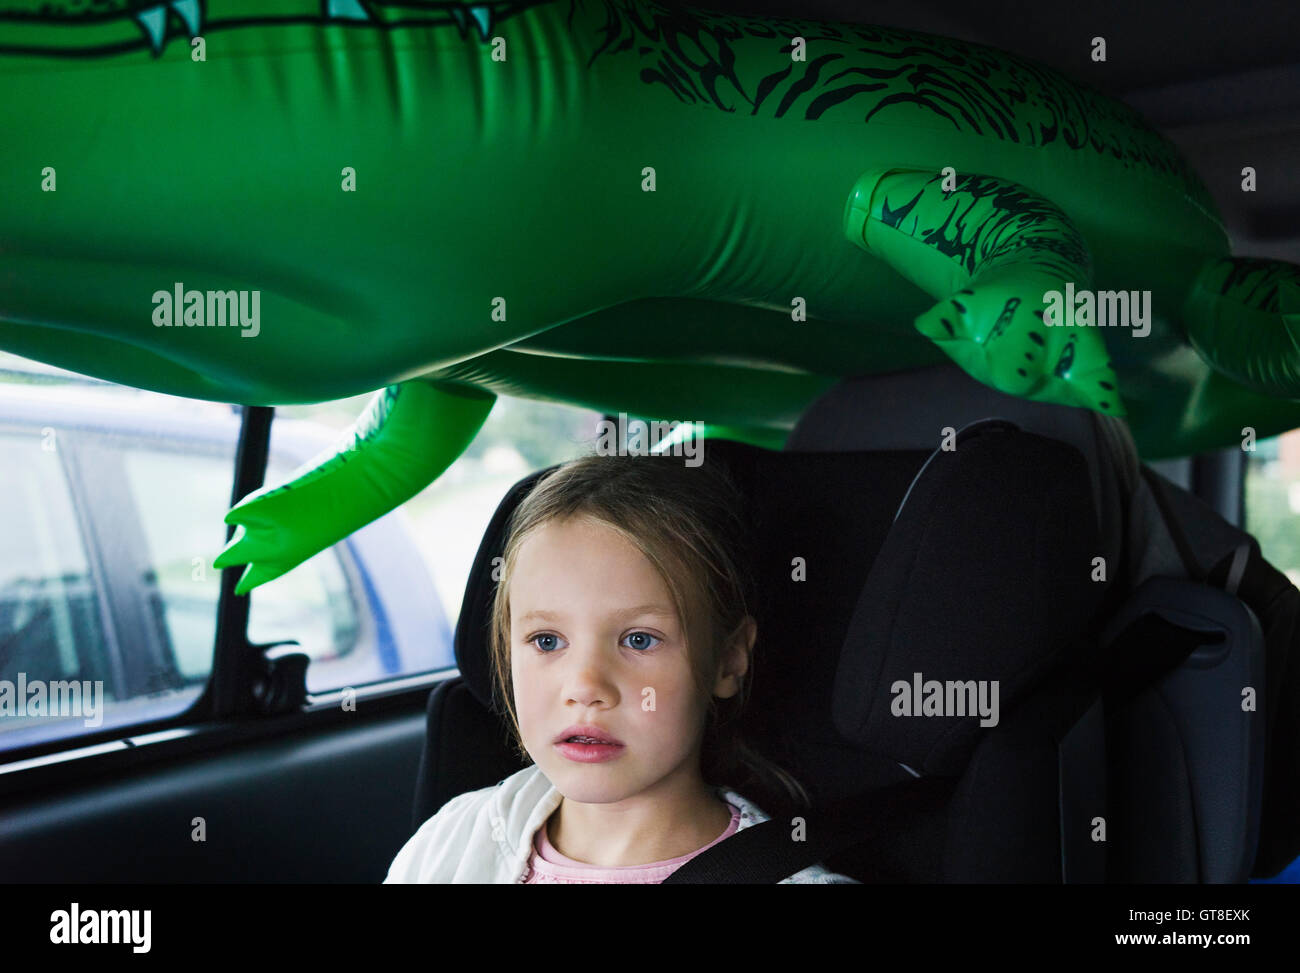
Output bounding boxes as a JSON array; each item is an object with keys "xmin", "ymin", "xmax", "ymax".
[{"xmin": 487, "ymin": 449, "xmax": 811, "ymax": 816}]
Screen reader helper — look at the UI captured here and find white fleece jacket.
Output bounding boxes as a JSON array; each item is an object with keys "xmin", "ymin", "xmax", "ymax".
[{"xmin": 384, "ymin": 763, "xmax": 859, "ymax": 884}]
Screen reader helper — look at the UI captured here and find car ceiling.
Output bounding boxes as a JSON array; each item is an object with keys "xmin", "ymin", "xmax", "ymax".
[{"xmin": 692, "ymin": 0, "xmax": 1300, "ymax": 264}]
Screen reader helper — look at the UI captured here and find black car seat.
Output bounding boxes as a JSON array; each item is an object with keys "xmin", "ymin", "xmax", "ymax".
[
  {"xmin": 410, "ymin": 364, "xmax": 1286, "ymax": 882},
  {"xmin": 778, "ymin": 363, "xmax": 1275, "ymax": 883}
]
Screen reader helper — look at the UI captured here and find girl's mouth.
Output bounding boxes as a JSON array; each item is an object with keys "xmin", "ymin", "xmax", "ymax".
[{"xmin": 555, "ymin": 738, "xmax": 626, "ymax": 763}]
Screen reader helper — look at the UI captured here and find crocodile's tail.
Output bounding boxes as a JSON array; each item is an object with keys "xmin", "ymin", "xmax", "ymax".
[{"xmin": 1183, "ymin": 256, "xmax": 1300, "ymax": 399}]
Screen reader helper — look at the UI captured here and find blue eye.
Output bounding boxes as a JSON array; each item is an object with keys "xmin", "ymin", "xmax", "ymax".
[
  {"xmin": 530, "ymin": 633, "xmax": 564, "ymax": 653},
  {"xmin": 527, "ymin": 631, "xmax": 661, "ymax": 653},
  {"xmin": 623, "ymin": 631, "xmax": 661, "ymax": 651}
]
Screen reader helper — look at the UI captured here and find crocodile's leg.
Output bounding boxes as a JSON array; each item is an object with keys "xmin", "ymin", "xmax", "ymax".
[
  {"xmin": 1182, "ymin": 256, "xmax": 1300, "ymax": 399},
  {"xmin": 212, "ymin": 378, "xmax": 495, "ymax": 595},
  {"xmin": 843, "ymin": 168, "xmax": 1122, "ymax": 415}
]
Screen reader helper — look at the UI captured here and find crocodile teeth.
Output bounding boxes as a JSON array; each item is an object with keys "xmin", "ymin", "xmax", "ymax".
[
  {"xmin": 451, "ymin": 5, "xmax": 494, "ymax": 43},
  {"xmin": 469, "ymin": 5, "xmax": 494, "ymax": 41},
  {"xmin": 327, "ymin": 0, "xmax": 371, "ymax": 21},
  {"xmin": 171, "ymin": 0, "xmax": 202, "ymax": 37},
  {"xmin": 134, "ymin": 0, "xmax": 204, "ymax": 56},
  {"xmin": 135, "ymin": 6, "xmax": 167, "ymax": 54}
]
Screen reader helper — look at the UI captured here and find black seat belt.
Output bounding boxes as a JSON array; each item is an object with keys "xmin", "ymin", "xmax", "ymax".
[{"xmin": 661, "ymin": 774, "xmax": 958, "ymax": 884}]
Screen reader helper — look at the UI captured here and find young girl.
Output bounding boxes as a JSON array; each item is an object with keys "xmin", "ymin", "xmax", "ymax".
[{"xmin": 385, "ymin": 450, "xmax": 857, "ymax": 883}]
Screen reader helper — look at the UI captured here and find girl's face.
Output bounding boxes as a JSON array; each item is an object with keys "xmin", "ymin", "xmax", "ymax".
[{"xmin": 509, "ymin": 515, "xmax": 738, "ymax": 805}]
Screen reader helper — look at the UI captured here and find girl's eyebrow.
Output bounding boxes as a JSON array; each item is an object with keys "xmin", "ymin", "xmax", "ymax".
[{"xmin": 519, "ymin": 605, "xmax": 676, "ymax": 623}]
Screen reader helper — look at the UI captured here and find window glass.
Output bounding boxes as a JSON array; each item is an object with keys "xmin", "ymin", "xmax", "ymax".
[
  {"xmin": 0, "ymin": 431, "xmax": 112, "ymax": 752},
  {"xmin": 121, "ymin": 448, "xmax": 238, "ymax": 681},
  {"xmin": 1242, "ymin": 431, "xmax": 1300, "ymax": 882},
  {"xmin": 0, "ymin": 352, "xmax": 237, "ymax": 753},
  {"xmin": 1244, "ymin": 430, "xmax": 1300, "ymax": 587},
  {"xmin": 248, "ymin": 543, "xmax": 358, "ymax": 665}
]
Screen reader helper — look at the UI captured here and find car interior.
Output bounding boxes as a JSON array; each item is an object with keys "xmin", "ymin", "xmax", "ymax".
[
  {"xmin": 2, "ymin": 361, "xmax": 1297, "ymax": 884},
  {"xmin": 416, "ymin": 363, "xmax": 1291, "ymax": 883},
  {"xmin": 1, "ymin": 0, "xmax": 1298, "ymax": 892}
]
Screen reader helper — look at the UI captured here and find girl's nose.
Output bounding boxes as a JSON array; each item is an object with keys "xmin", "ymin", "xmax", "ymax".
[{"xmin": 562, "ymin": 643, "xmax": 618, "ymax": 705}]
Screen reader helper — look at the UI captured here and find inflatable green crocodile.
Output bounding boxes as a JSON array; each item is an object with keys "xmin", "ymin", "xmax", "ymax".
[{"xmin": 2, "ymin": 0, "xmax": 1298, "ymax": 593}]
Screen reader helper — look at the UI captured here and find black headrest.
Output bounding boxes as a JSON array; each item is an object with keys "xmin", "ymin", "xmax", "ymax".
[
  {"xmin": 786, "ymin": 364, "xmax": 1137, "ymax": 590},
  {"xmin": 452, "ymin": 429, "xmax": 1103, "ymax": 799},
  {"xmin": 831, "ymin": 423, "xmax": 1105, "ymax": 776},
  {"xmin": 454, "ymin": 469, "xmax": 551, "ymax": 713}
]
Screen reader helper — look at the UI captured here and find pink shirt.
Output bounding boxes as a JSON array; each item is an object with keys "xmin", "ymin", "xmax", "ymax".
[{"xmin": 522, "ymin": 802, "xmax": 742, "ymax": 883}]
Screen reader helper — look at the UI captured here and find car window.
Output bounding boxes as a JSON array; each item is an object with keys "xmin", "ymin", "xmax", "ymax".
[
  {"xmin": 115, "ymin": 429, "xmax": 368, "ymax": 698},
  {"xmin": 1243, "ymin": 431, "xmax": 1300, "ymax": 586},
  {"xmin": 0, "ymin": 348, "xmax": 251, "ymax": 755},
  {"xmin": 121, "ymin": 446, "xmax": 239, "ymax": 682},
  {"xmin": 248, "ymin": 544, "xmax": 358, "ymax": 665},
  {"xmin": 0, "ymin": 367, "xmax": 251, "ymax": 754},
  {"xmin": 0, "ymin": 429, "xmax": 115, "ymax": 754}
]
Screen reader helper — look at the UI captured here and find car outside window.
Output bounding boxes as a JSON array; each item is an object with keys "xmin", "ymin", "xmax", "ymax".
[
  {"xmin": 0, "ymin": 366, "xmax": 241, "ymax": 753},
  {"xmin": 1244, "ymin": 431, "xmax": 1300, "ymax": 587},
  {"xmin": 0, "ymin": 429, "xmax": 115, "ymax": 753}
]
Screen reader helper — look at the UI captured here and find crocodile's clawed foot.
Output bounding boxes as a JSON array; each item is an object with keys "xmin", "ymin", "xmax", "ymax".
[{"xmin": 915, "ymin": 270, "xmax": 1125, "ymax": 416}]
